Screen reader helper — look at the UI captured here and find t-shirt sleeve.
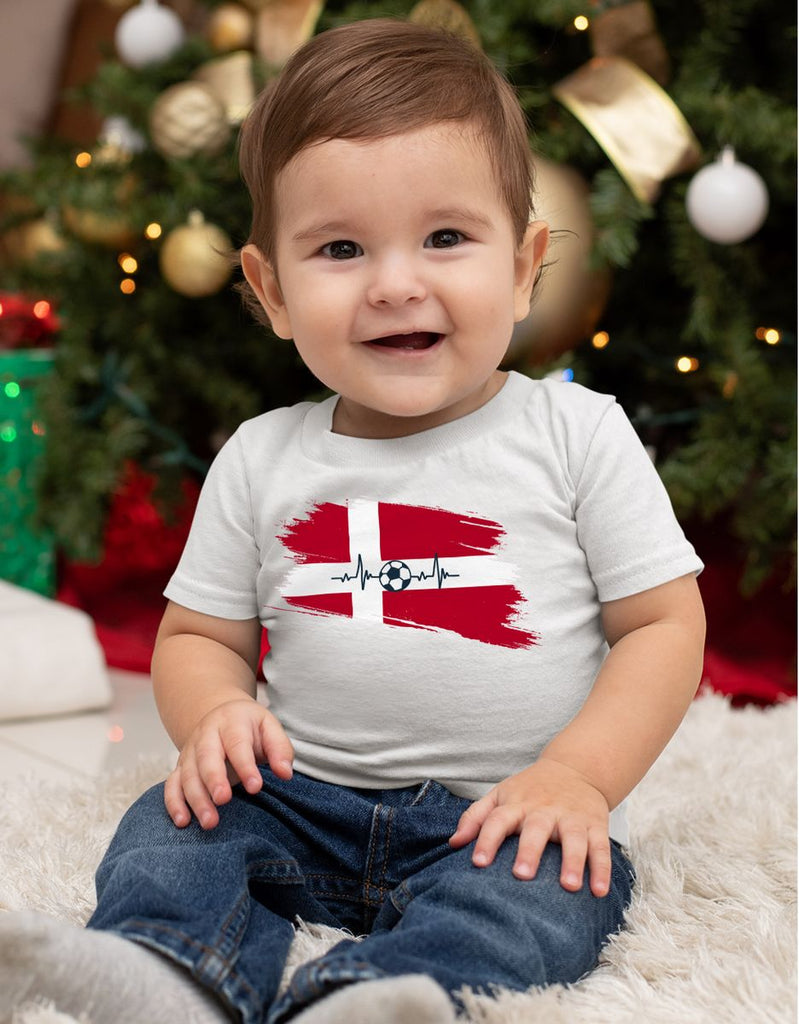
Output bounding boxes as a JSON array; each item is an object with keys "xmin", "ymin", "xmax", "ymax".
[
  {"xmin": 164, "ymin": 431, "xmax": 261, "ymax": 619},
  {"xmin": 573, "ymin": 399, "xmax": 703, "ymax": 602}
]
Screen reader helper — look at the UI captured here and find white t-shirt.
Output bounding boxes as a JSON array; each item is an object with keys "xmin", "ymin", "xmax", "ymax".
[{"xmin": 165, "ymin": 372, "xmax": 703, "ymax": 844}]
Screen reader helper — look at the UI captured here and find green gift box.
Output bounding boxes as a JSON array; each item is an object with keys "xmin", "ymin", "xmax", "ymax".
[{"xmin": 0, "ymin": 349, "xmax": 56, "ymax": 596}]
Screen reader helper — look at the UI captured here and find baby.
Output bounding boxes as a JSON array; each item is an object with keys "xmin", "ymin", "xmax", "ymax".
[{"xmin": 1, "ymin": 19, "xmax": 705, "ymax": 1024}]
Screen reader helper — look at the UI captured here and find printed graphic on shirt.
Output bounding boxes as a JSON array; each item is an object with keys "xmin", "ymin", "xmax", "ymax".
[{"xmin": 276, "ymin": 499, "xmax": 538, "ymax": 650}]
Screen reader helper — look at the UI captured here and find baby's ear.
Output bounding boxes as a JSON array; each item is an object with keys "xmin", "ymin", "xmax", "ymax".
[
  {"xmin": 240, "ymin": 244, "xmax": 292, "ymax": 339},
  {"xmin": 513, "ymin": 221, "xmax": 549, "ymax": 323}
]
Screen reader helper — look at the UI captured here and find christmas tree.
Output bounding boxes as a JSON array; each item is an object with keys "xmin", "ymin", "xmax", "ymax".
[{"xmin": 0, "ymin": 0, "xmax": 795, "ymax": 596}]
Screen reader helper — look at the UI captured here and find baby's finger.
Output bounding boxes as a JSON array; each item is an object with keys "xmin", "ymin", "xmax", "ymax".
[
  {"xmin": 449, "ymin": 793, "xmax": 496, "ymax": 848},
  {"xmin": 221, "ymin": 729, "xmax": 262, "ymax": 795},
  {"xmin": 471, "ymin": 806, "xmax": 524, "ymax": 868},
  {"xmin": 259, "ymin": 713, "xmax": 295, "ymax": 780},
  {"xmin": 511, "ymin": 815, "xmax": 552, "ymax": 880},
  {"xmin": 557, "ymin": 823, "xmax": 589, "ymax": 891},
  {"xmin": 194, "ymin": 732, "xmax": 235, "ymax": 806},
  {"xmin": 179, "ymin": 754, "xmax": 222, "ymax": 830},
  {"xmin": 587, "ymin": 829, "xmax": 612, "ymax": 898},
  {"xmin": 164, "ymin": 768, "xmax": 191, "ymax": 828}
]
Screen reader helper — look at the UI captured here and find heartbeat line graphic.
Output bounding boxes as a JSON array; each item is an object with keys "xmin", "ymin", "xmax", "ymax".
[{"xmin": 331, "ymin": 554, "xmax": 460, "ymax": 591}]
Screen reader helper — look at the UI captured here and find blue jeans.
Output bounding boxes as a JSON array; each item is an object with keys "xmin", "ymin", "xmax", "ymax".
[{"xmin": 88, "ymin": 770, "xmax": 634, "ymax": 1023}]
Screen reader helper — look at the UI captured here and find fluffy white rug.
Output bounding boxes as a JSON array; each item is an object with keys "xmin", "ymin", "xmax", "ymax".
[{"xmin": 1, "ymin": 691, "xmax": 795, "ymax": 1024}]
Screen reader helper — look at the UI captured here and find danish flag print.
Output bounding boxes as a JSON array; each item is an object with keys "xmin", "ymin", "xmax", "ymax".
[{"xmin": 276, "ymin": 500, "xmax": 538, "ymax": 649}]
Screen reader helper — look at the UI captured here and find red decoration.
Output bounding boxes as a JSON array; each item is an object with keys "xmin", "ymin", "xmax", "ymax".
[
  {"xmin": 58, "ymin": 462, "xmax": 200, "ymax": 673},
  {"xmin": 0, "ymin": 292, "xmax": 61, "ymax": 349}
]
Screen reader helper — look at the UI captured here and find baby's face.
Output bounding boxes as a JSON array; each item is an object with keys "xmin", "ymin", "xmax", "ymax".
[{"xmin": 249, "ymin": 122, "xmax": 546, "ymax": 438}]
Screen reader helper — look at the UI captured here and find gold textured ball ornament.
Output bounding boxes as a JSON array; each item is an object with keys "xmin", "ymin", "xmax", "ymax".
[
  {"xmin": 61, "ymin": 172, "xmax": 139, "ymax": 249},
  {"xmin": 149, "ymin": 82, "xmax": 231, "ymax": 160},
  {"xmin": 159, "ymin": 210, "xmax": 233, "ymax": 297},
  {"xmin": 408, "ymin": 0, "xmax": 482, "ymax": 48},
  {"xmin": 207, "ymin": 3, "xmax": 254, "ymax": 52},
  {"xmin": 508, "ymin": 157, "xmax": 612, "ymax": 364},
  {"xmin": 2, "ymin": 217, "xmax": 67, "ymax": 264}
]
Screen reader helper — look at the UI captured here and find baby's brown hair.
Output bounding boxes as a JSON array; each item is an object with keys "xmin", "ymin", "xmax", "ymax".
[{"xmin": 238, "ymin": 19, "xmax": 534, "ymax": 319}]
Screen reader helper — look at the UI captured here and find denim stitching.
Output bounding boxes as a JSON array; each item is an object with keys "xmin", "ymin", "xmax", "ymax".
[{"xmin": 124, "ymin": 920, "xmax": 261, "ymax": 1004}]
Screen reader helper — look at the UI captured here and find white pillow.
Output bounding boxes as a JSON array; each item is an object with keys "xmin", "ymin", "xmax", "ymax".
[{"xmin": 0, "ymin": 580, "xmax": 111, "ymax": 720}]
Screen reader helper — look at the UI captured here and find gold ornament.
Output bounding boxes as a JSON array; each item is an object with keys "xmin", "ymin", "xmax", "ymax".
[
  {"xmin": 589, "ymin": 0, "xmax": 670, "ymax": 85},
  {"xmin": 149, "ymin": 82, "xmax": 231, "ymax": 160},
  {"xmin": 62, "ymin": 173, "xmax": 139, "ymax": 249},
  {"xmin": 2, "ymin": 217, "xmax": 67, "ymax": 264},
  {"xmin": 508, "ymin": 158, "xmax": 612, "ymax": 363},
  {"xmin": 552, "ymin": 56, "xmax": 701, "ymax": 203},
  {"xmin": 253, "ymin": 0, "xmax": 325, "ymax": 67},
  {"xmin": 159, "ymin": 210, "xmax": 233, "ymax": 297},
  {"xmin": 408, "ymin": 0, "xmax": 481, "ymax": 48},
  {"xmin": 192, "ymin": 51, "xmax": 256, "ymax": 125},
  {"xmin": 206, "ymin": 3, "xmax": 255, "ymax": 52}
]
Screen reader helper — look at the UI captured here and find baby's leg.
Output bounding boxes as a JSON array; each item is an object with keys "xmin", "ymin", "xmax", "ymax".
[
  {"xmin": 0, "ymin": 911, "xmax": 228, "ymax": 1024},
  {"xmin": 4, "ymin": 770, "xmax": 369, "ymax": 1024},
  {"xmin": 270, "ymin": 781, "xmax": 635, "ymax": 1022}
]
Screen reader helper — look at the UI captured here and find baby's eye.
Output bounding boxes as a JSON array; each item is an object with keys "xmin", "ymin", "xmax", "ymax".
[
  {"xmin": 426, "ymin": 229, "xmax": 464, "ymax": 249},
  {"xmin": 321, "ymin": 240, "xmax": 363, "ymax": 260}
]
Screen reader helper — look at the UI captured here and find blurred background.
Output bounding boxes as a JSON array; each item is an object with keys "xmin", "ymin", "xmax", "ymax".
[{"xmin": 0, "ymin": 0, "xmax": 795, "ymax": 721}]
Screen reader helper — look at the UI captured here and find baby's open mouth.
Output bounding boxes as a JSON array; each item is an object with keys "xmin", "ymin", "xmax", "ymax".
[{"xmin": 369, "ymin": 332, "xmax": 440, "ymax": 350}]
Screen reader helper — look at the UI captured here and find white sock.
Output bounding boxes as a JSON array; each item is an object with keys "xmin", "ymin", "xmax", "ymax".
[
  {"xmin": 290, "ymin": 974, "xmax": 457, "ymax": 1024},
  {"xmin": 0, "ymin": 911, "xmax": 230, "ymax": 1024}
]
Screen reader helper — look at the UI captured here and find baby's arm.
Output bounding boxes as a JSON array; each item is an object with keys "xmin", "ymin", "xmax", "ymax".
[
  {"xmin": 152, "ymin": 602, "xmax": 294, "ymax": 830},
  {"xmin": 450, "ymin": 573, "xmax": 705, "ymax": 894}
]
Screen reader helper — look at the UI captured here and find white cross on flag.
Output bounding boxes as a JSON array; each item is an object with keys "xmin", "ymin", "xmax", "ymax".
[{"xmin": 276, "ymin": 499, "xmax": 537, "ymax": 649}]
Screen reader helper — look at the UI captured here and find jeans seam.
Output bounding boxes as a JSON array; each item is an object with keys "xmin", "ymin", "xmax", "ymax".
[{"xmin": 124, "ymin": 920, "xmax": 261, "ymax": 1004}]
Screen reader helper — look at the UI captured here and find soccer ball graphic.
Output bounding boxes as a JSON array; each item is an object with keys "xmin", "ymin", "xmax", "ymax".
[{"xmin": 379, "ymin": 560, "xmax": 413, "ymax": 592}]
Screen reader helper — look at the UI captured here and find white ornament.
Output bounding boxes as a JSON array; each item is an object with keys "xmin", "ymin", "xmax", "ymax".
[
  {"xmin": 115, "ymin": 0, "xmax": 186, "ymax": 68},
  {"xmin": 99, "ymin": 116, "xmax": 146, "ymax": 155},
  {"xmin": 685, "ymin": 146, "xmax": 769, "ymax": 245}
]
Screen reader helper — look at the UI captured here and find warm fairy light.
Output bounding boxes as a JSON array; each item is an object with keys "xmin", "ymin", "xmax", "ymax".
[
  {"xmin": 0, "ymin": 302, "xmax": 4, "ymax": 316},
  {"xmin": 31, "ymin": 420, "xmax": 46, "ymax": 436},
  {"xmin": 120, "ymin": 278, "xmax": 136, "ymax": 294},
  {"xmin": 676, "ymin": 356, "xmax": 699, "ymax": 373},
  {"xmin": 592, "ymin": 330, "xmax": 610, "ymax": 349},
  {"xmin": 75, "ymin": 151, "xmax": 92, "ymax": 168},
  {"xmin": 763, "ymin": 328, "xmax": 781, "ymax": 345},
  {"xmin": 118, "ymin": 253, "xmax": 138, "ymax": 274},
  {"xmin": 32, "ymin": 300, "xmax": 51, "ymax": 319},
  {"xmin": 722, "ymin": 372, "xmax": 738, "ymax": 399},
  {"xmin": 574, "ymin": 14, "xmax": 590, "ymax": 30},
  {"xmin": 4, "ymin": 382, "xmax": 21, "ymax": 399},
  {"xmin": 107, "ymin": 725, "xmax": 125, "ymax": 743},
  {"xmin": 145, "ymin": 222, "xmax": 163, "ymax": 240}
]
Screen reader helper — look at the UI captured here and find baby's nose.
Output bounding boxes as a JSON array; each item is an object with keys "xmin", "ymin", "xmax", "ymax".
[{"xmin": 366, "ymin": 254, "xmax": 427, "ymax": 306}]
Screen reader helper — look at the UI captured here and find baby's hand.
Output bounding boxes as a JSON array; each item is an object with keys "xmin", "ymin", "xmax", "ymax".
[
  {"xmin": 164, "ymin": 699, "xmax": 294, "ymax": 830},
  {"xmin": 448, "ymin": 758, "xmax": 611, "ymax": 897}
]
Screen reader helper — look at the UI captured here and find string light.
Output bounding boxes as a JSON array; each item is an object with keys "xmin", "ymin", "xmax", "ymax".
[
  {"xmin": 0, "ymin": 301, "xmax": 4, "ymax": 316},
  {"xmin": 755, "ymin": 326, "xmax": 781, "ymax": 344},
  {"xmin": 120, "ymin": 278, "xmax": 136, "ymax": 295},
  {"xmin": 118, "ymin": 253, "xmax": 138, "ymax": 274},
  {"xmin": 4, "ymin": 382, "xmax": 21, "ymax": 399},
  {"xmin": 31, "ymin": 421, "xmax": 46, "ymax": 436},
  {"xmin": 75, "ymin": 151, "xmax": 92, "ymax": 168},
  {"xmin": 145, "ymin": 222, "xmax": 163, "ymax": 240},
  {"xmin": 592, "ymin": 330, "xmax": 610, "ymax": 349},
  {"xmin": 1, "ymin": 425, "xmax": 18, "ymax": 443},
  {"xmin": 562, "ymin": 368, "xmax": 575, "ymax": 382},
  {"xmin": 676, "ymin": 356, "xmax": 700, "ymax": 373},
  {"xmin": 574, "ymin": 14, "xmax": 590, "ymax": 30},
  {"xmin": 722, "ymin": 372, "xmax": 738, "ymax": 399},
  {"xmin": 32, "ymin": 300, "xmax": 51, "ymax": 320}
]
